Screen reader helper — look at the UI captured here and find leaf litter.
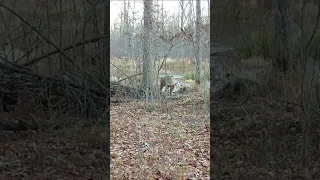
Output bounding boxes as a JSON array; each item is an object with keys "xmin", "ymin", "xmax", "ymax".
[
  {"xmin": 212, "ymin": 97, "xmax": 320, "ymax": 180},
  {"xmin": 111, "ymin": 92, "xmax": 210, "ymax": 179},
  {"xmin": 0, "ymin": 118, "xmax": 107, "ymax": 179}
]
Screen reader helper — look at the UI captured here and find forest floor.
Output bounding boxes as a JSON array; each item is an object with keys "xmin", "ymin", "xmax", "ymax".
[
  {"xmin": 0, "ymin": 116, "xmax": 107, "ymax": 179},
  {"xmin": 211, "ymin": 50, "xmax": 320, "ymax": 179},
  {"xmin": 110, "ymin": 91, "xmax": 210, "ymax": 179},
  {"xmin": 212, "ymin": 93, "xmax": 320, "ymax": 180}
]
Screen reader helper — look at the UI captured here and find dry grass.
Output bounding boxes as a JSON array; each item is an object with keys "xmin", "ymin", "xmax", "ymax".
[
  {"xmin": 229, "ymin": 56, "xmax": 319, "ymax": 107},
  {"xmin": 110, "ymin": 57, "xmax": 210, "ymax": 88},
  {"xmin": 111, "ymin": 57, "xmax": 208, "ymax": 74},
  {"xmin": 239, "ymin": 56, "xmax": 270, "ymax": 69},
  {"xmin": 263, "ymin": 62, "xmax": 320, "ymax": 107}
]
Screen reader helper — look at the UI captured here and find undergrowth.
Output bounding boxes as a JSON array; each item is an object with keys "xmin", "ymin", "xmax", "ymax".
[{"xmin": 234, "ymin": 27, "xmax": 274, "ymax": 60}]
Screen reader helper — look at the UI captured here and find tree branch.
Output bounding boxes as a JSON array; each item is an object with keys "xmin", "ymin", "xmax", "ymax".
[
  {"xmin": 23, "ymin": 35, "xmax": 108, "ymax": 66},
  {"xmin": 0, "ymin": 3, "xmax": 75, "ymax": 66}
]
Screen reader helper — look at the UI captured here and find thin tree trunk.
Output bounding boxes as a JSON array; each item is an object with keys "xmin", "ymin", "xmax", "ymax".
[
  {"xmin": 274, "ymin": 0, "xmax": 292, "ymax": 72},
  {"xmin": 141, "ymin": 0, "xmax": 154, "ymax": 100},
  {"xmin": 103, "ymin": 1, "xmax": 110, "ymax": 177},
  {"xmin": 300, "ymin": 0, "xmax": 320, "ymax": 168},
  {"xmin": 195, "ymin": 0, "xmax": 201, "ymax": 84},
  {"xmin": 59, "ymin": 0, "xmax": 63, "ymax": 71}
]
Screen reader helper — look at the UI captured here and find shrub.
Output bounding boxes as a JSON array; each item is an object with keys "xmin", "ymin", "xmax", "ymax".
[
  {"xmin": 235, "ymin": 28, "xmax": 274, "ymax": 60},
  {"xmin": 183, "ymin": 72, "xmax": 196, "ymax": 80}
]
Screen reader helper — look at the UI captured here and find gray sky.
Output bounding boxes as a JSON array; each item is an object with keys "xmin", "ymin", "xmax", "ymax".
[{"xmin": 110, "ymin": 0, "xmax": 209, "ymax": 26}]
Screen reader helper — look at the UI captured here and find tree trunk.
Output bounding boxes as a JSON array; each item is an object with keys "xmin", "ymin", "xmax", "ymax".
[
  {"xmin": 141, "ymin": 0, "xmax": 154, "ymax": 100},
  {"xmin": 103, "ymin": 1, "xmax": 110, "ymax": 177},
  {"xmin": 274, "ymin": 0, "xmax": 292, "ymax": 73},
  {"xmin": 195, "ymin": 0, "xmax": 201, "ymax": 84}
]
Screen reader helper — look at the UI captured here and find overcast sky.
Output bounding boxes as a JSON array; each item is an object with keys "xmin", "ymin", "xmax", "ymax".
[{"xmin": 110, "ymin": 0, "xmax": 209, "ymax": 26}]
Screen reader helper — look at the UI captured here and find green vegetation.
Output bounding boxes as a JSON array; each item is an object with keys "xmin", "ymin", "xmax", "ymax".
[
  {"xmin": 183, "ymin": 72, "xmax": 196, "ymax": 80},
  {"xmin": 183, "ymin": 71, "xmax": 209, "ymax": 81}
]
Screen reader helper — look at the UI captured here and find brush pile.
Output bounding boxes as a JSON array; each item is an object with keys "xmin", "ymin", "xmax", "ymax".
[{"xmin": 0, "ymin": 62, "xmax": 108, "ymax": 131}]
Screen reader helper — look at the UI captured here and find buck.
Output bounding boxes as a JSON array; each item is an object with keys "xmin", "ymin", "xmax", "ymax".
[{"xmin": 160, "ymin": 76, "xmax": 176, "ymax": 95}]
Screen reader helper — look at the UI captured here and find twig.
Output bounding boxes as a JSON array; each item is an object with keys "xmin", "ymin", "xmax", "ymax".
[
  {"xmin": 263, "ymin": 97, "xmax": 320, "ymax": 116},
  {"xmin": 23, "ymin": 35, "xmax": 108, "ymax": 66}
]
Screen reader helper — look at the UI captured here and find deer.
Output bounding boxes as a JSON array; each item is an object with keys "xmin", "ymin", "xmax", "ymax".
[{"xmin": 160, "ymin": 76, "xmax": 176, "ymax": 95}]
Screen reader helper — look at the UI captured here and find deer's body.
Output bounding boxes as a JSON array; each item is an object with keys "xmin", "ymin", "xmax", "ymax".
[{"xmin": 160, "ymin": 76, "xmax": 175, "ymax": 95}]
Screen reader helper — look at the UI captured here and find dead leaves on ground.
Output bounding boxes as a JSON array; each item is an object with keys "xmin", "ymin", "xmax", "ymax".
[
  {"xmin": 0, "ymin": 125, "xmax": 107, "ymax": 179},
  {"xmin": 111, "ymin": 97, "xmax": 210, "ymax": 179}
]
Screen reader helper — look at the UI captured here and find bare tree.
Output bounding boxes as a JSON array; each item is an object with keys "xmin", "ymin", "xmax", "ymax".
[
  {"xmin": 300, "ymin": 1, "xmax": 309, "ymax": 167},
  {"xmin": 103, "ymin": 1, "xmax": 110, "ymax": 176},
  {"xmin": 180, "ymin": 0, "xmax": 186, "ymax": 60},
  {"xmin": 195, "ymin": 0, "xmax": 201, "ymax": 84},
  {"xmin": 123, "ymin": 0, "xmax": 129, "ymax": 58},
  {"xmin": 274, "ymin": 0, "xmax": 292, "ymax": 73},
  {"xmin": 103, "ymin": 3, "xmax": 109, "ymax": 87},
  {"xmin": 59, "ymin": 0, "xmax": 63, "ymax": 71},
  {"xmin": 300, "ymin": 0, "xmax": 320, "ymax": 168},
  {"xmin": 141, "ymin": 0, "xmax": 154, "ymax": 100}
]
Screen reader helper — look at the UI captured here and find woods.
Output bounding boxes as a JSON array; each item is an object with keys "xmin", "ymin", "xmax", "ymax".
[
  {"xmin": 212, "ymin": 0, "xmax": 320, "ymax": 179},
  {"xmin": 5, "ymin": 0, "xmax": 320, "ymax": 179},
  {"xmin": 110, "ymin": 0, "xmax": 210, "ymax": 179},
  {"xmin": 0, "ymin": 1, "xmax": 108, "ymax": 178}
]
